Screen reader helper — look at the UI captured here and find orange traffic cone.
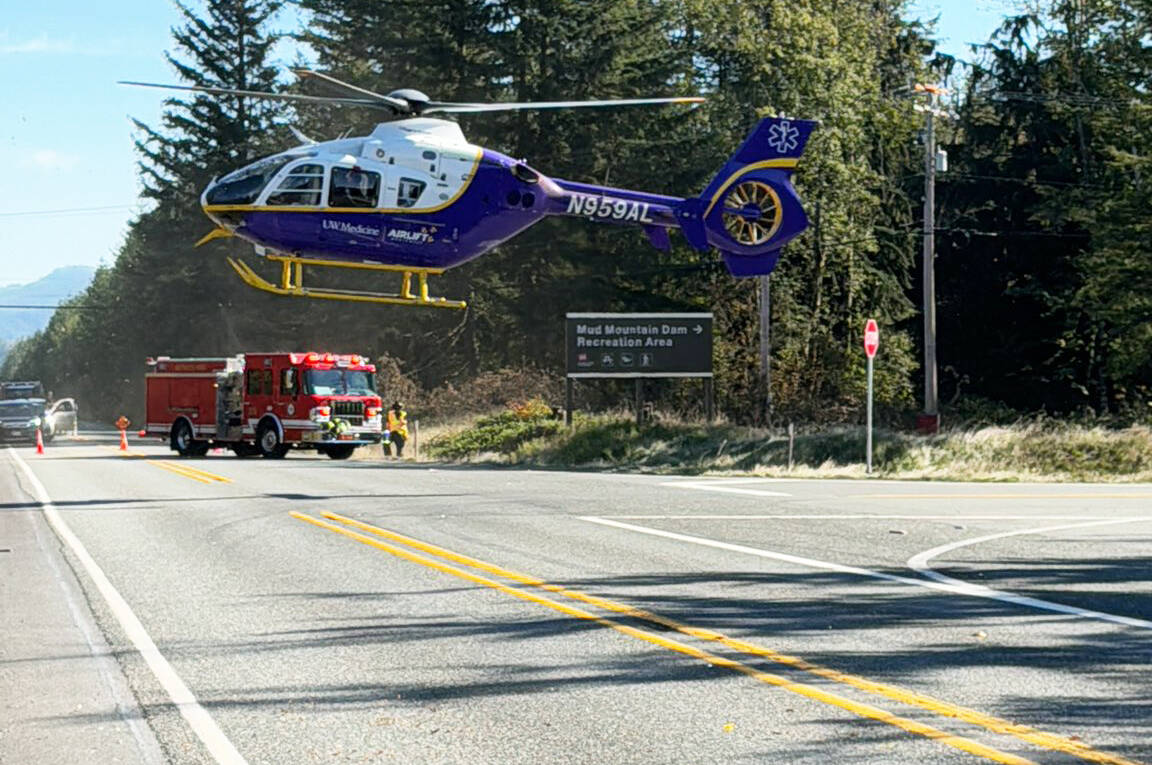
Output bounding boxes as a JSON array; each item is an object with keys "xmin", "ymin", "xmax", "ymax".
[
  {"xmin": 119, "ymin": 428, "xmax": 128, "ymax": 451},
  {"xmin": 35, "ymin": 428, "xmax": 44, "ymax": 455}
]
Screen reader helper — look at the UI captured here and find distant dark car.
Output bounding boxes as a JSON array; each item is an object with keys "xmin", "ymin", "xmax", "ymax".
[
  {"xmin": 0, "ymin": 399, "xmax": 50, "ymax": 443},
  {"xmin": 0, "ymin": 398, "xmax": 77, "ymax": 443}
]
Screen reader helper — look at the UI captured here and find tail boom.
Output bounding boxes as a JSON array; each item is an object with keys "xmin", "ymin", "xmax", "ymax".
[{"xmin": 546, "ymin": 116, "xmax": 815, "ymax": 275}]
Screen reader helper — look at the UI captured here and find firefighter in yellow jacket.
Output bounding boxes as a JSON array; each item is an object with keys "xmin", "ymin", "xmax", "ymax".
[{"xmin": 386, "ymin": 402, "xmax": 409, "ymax": 457}]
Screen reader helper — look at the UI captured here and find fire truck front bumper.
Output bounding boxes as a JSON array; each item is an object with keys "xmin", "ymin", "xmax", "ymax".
[{"xmin": 299, "ymin": 429, "xmax": 383, "ymax": 446}]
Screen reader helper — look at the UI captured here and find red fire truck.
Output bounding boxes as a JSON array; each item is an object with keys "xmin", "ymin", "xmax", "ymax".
[{"xmin": 144, "ymin": 352, "xmax": 384, "ymax": 459}]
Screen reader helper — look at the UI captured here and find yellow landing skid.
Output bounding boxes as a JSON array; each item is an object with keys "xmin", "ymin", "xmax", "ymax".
[{"xmin": 227, "ymin": 254, "xmax": 467, "ymax": 309}]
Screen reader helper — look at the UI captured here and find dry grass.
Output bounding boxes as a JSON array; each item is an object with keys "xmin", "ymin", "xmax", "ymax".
[{"xmin": 419, "ymin": 410, "xmax": 1152, "ymax": 482}]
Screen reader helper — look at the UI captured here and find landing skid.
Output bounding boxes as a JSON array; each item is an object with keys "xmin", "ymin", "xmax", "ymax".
[{"xmin": 227, "ymin": 254, "xmax": 467, "ymax": 309}]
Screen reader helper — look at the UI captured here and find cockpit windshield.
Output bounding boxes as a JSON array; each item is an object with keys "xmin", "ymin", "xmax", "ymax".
[
  {"xmin": 304, "ymin": 369, "xmax": 376, "ymax": 397},
  {"xmin": 204, "ymin": 155, "xmax": 294, "ymax": 206}
]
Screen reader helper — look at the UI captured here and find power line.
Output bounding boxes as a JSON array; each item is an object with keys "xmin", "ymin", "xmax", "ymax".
[
  {"xmin": 0, "ymin": 204, "xmax": 137, "ymax": 218},
  {"xmin": 0, "ymin": 304, "xmax": 110, "ymax": 310},
  {"xmin": 943, "ymin": 172, "xmax": 1110, "ymax": 190},
  {"xmin": 937, "ymin": 227, "xmax": 1090, "ymax": 239},
  {"xmin": 981, "ymin": 91, "xmax": 1145, "ymax": 108}
]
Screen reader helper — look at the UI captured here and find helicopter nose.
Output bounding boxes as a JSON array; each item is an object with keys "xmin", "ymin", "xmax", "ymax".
[
  {"xmin": 200, "ymin": 180, "xmax": 228, "ymax": 227},
  {"xmin": 200, "ymin": 178, "xmax": 217, "ymax": 208}
]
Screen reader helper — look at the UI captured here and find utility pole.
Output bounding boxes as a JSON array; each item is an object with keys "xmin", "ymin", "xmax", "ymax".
[
  {"xmin": 759, "ymin": 274, "xmax": 771, "ymax": 425},
  {"xmin": 914, "ymin": 84, "xmax": 948, "ymax": 433}
]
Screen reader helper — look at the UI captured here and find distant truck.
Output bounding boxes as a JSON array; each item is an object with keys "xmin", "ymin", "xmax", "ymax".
[
  {"xmin": 1, "ymin": 381, "xmax": 45, "ymax": 400},
  {"xmin": 144, "ymin": 352, "xmax": 384, "ymax": 459}
]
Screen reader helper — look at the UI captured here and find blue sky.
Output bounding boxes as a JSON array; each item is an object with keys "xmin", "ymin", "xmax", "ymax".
[{"xmin": 0, "ymin": 0, "xmax": 1016, "ymax": 290}]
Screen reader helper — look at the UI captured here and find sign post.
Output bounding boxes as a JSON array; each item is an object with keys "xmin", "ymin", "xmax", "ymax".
[{"xmin": 864, "ymin": 319, "xmax": 879, "ymax": 474}]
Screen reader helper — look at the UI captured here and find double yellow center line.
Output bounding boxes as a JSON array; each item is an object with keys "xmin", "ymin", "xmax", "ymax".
[
  {"xmin": 292, "ymin": 511, "xmax": 1143, "ymax": 765},
  {"xmin": 146, "ymin": 459, "xmax": 232, "ymax": 484},
  {"xmin": 117, "ymin": 450, "xmax": 232, "ymax": 484}
]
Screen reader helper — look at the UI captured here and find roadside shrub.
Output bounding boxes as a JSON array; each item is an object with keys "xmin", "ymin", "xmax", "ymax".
[
  {"xmin": 374, "ymin": 353, "xmax": 421, "ymax": 407},
  {"xmin": 422, "ymin": 368, "xmax": 562, "ymax": 423},
  {"xmin": 942, "ymin": 396, "xmax": 1026, "ymax": 428},
  {"xmin": 1008, "ymin": 425, "xmax": 1152, "ymax": 476},
  {"xmin": 427, "ymin": 398, "xmax": 563, "ymax": 459}
]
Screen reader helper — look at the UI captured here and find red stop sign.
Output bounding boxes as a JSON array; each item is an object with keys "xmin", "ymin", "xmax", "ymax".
[{"xmin": 864, "ymin": 319, "xmax": 879, "ymax": 358}]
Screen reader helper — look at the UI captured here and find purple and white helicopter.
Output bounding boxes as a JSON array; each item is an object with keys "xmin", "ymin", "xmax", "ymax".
[{"xmin": 124, "ymin": 70, "xmax": 815, "ymax": 308}]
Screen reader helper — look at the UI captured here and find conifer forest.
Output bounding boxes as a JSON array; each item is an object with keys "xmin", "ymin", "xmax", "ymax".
[{"xmin": 5, "ymin": 0, "xmax": 1151, "ymax": 427}]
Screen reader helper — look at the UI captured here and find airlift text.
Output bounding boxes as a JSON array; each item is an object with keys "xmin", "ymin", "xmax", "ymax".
[{"xmin": 566, "ymin": 193, "xmax": 655, "ymax": 223}]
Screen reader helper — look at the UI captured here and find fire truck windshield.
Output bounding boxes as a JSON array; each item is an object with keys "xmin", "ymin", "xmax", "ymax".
[{"xmin": 304, "ymin": 369, "xmax": 376, "ymax": 397}]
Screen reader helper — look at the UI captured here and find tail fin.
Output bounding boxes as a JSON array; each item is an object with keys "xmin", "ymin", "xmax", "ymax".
[{"xmin": 679, "ymin": 117, "xmax": 817, "ymax": 277}]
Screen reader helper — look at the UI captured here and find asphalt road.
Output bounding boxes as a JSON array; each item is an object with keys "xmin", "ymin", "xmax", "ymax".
[{"xmin": 3, "ymin": 434, "xmax": 1151, "ymax": 765}]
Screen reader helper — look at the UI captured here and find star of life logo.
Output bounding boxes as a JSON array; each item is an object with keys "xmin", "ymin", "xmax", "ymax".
[{"xmin": 767, "ymin": 120, "xmax": 800, "ymax": 154}]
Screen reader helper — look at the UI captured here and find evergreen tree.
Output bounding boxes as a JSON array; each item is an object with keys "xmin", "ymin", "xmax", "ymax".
[
  {"xmin": 7, "ymin": 0, "xmax": 935, "ymax": 426},
  {"xmin": 943, "ymin": 0, "xmax": 1152, "ymax": 414},
  {"xmin": 296, "ymin": 0, "xmax": 702, "ymax": 389},
  {"xmin": 4, "ymin": 0, "xmax": 291, "ymax": 421},
  {"xmin": 677, "ymin": 0, "xmax": 925, "ymax": 423}
]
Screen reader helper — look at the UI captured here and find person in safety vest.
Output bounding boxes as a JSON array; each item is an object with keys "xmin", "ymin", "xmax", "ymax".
[
  {"xmin": 321, "ymin": 417, "xmax": 351, "ymax": 439},
  {"xmin": 386, "ymin": 402, "xmax": 408, "ymax": 457}
]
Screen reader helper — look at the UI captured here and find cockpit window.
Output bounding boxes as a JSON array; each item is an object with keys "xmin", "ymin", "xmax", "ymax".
[
  {"xmin": 267, "ymin": 163, "xmax": 324, "ymax": 206},
  {"xmin": 329, "ymin": 167, "xmax": 381, "ymax": 208},
  {"xmin": 205, "ymin": 155, "xmax": 293, "ymax": 206},
  {"xmin": 397, "ymin": 178, "xmax": 426, "ymax": 208}
]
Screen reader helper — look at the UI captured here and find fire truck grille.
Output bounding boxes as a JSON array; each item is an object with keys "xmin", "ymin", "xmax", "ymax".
[{"xmin": 332, "ymin": 401, "xmax": 364, "ymax": 425}]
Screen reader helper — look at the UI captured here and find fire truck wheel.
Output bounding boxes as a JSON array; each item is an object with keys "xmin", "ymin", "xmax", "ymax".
[
  {"xmin": 321, "ymin": 444, "xmax": 356, "ymax": 460},
  {"xmin": 171, "ymin": 419, "xmax": 204, "ymax": 457},
  {"xmin": 257, "ymin": 421, "xmax": 289, "ymax": 459}
]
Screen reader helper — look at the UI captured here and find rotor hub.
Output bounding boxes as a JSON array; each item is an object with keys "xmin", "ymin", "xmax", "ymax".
[{"xmin": 387, "ymin": 88, "xmax": 431, "ymax": 113}]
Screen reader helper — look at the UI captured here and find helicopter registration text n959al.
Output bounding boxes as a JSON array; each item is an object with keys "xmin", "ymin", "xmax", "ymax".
[{"xmin": 124, "ymin": 70, "xmax": 816, "ymax": 309}]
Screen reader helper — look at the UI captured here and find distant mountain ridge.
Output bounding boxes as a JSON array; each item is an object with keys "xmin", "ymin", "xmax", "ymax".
[{"xmin": 0, "ymin": 266, "xmax": 96, "ymax": 353}]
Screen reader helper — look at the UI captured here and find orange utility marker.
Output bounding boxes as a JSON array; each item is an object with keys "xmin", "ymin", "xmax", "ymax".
[{"xmin": 35, "ymin": 428, "xmax": 44, "ymax": 455}]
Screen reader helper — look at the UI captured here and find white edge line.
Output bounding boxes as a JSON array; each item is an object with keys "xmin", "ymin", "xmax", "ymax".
[
  {"xmin": 10, "ymin": 448, "xmax": 249, "ymax": 765},
  {"xmin": 579, "ymin": 515, "xmax": 1152, "ymax": 630},
  {"xmin": 23, "ymin": 463, "xmax": 167, "ymax": 765},
  {"xmin": 907, "ymin": 519, "xmax": 1152, "ymax": 629}
]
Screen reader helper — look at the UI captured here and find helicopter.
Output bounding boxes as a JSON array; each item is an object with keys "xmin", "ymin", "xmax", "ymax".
[{"xmin": 122, "ymin": 70, "xmax": 815, "ymax": 309}]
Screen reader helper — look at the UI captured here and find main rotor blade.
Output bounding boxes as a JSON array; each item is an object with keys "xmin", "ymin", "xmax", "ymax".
[
  {"xmin": 290, "ymin": 68, "xmax": 409, "ymax": 111},
  {"xmin": 118, "ymin": 81, "xmax": 396, "ymax": 111},
  {"xmin": 424, "ymin": 96, "xmax": 705, "ymax": 114}
]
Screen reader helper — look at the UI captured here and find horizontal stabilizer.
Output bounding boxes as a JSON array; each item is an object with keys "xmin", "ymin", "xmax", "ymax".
[{"xmin": 720, "ymin": 251, "xmax": 782, "ymax": 277}]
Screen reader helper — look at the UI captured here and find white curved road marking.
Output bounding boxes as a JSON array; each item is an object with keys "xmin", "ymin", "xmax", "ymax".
[
  {"xmin": 581, "ymin": 516, "xmax": 1152, "ymax": 630},
  {"xmin": 11, "ymin": 448, "xmax": 248, "ymax": 764},
  {"xmin": 603, "ymin": 514, "xmax": 1152, "ymax": 521},
  {"xmin": 906, "ymin": 519, "xmax": 1152, "ymax": 629}
]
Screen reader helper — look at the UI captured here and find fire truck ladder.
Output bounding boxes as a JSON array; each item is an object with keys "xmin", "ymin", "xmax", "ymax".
[{"xmin": 226, "ymin": 254, "xmax": 467, "ymax": 309}]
